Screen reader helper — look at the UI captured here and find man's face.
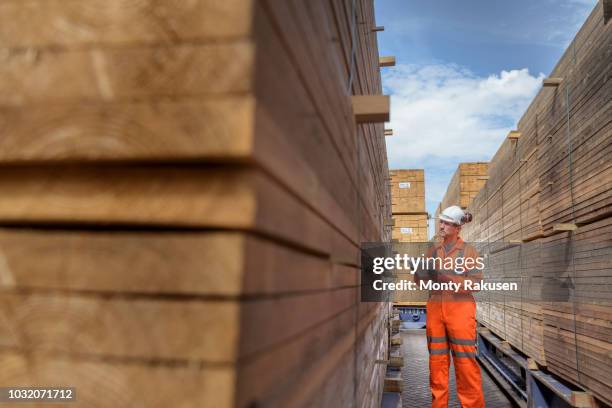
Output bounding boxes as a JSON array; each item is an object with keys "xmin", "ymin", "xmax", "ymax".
[{"xmin": 439, "ymin": 219, "xmax": 460, "ymax": 238}]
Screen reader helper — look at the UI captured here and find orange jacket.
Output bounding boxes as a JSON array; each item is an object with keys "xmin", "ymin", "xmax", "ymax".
[{"xmin": 414, "ymin": 237, "xmax": 484, "ymax": 295}]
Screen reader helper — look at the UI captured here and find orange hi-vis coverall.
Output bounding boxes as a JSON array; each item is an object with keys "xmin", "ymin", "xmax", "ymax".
[{"xmin": 415, "ymin": 238, "xmax": 485, "ymax": 408}]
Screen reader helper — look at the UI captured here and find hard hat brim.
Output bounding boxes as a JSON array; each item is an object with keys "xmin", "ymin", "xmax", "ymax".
[{"xmin": 438, "ymin": 214, "xmax": 460, "ymax": 225}]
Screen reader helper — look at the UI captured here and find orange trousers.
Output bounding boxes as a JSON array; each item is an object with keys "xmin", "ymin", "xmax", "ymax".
[{"xmin": 426, "ymin": 296, "xmax": 485, "ymax": 408}]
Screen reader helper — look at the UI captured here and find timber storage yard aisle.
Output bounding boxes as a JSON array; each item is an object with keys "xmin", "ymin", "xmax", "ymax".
[{"xmin": 0, "ymin": 1, "xmax": 392, "ymax": 407}]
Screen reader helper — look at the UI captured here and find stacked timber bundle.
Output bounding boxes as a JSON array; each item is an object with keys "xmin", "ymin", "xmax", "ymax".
[
  {"xmin": 389, "ymin": 170, "xmax": 429, "ymax": 304},
  {"xmin": 435, "ymin": 162, "xmax": 489, "ymax": 233},
  {"xmin": 0, "ymin": 1, "xmax": 392, "ymax": 407},
  {"xmin": 390, "ymin": 169, "xmax": 425, "ymax": 214},
  {"xmin": 441, "ymin": 163, "xmax": 489, "ymax": 210},
  {"xmin": 391, "ymin": 214, "xmax": 429, "ymax": 242},
  {"xmin": 390, "ymin": 169, "xmax": 428, "ymax": 242},
  {"xmin": 461, "ymin": 2, "xmax": 611, "ymax": 405}
]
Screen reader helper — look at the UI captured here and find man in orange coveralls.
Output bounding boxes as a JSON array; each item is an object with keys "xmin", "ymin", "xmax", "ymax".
[{"xmin": 414, "ymin": 205, "xmax": 485, "ymax": 408}]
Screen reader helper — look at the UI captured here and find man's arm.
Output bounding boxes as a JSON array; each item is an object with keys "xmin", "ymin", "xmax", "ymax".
[
  {"xmin": 413, "ymin": 245, "xmax": 437, "ymax": 286},
  {"xmin": 438, "ymin": 246, "xmax": 484, "ymax": 293}
]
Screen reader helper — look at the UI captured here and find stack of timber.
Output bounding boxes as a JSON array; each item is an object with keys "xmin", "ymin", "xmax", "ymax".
[
  {"xmin": 390, "ymin": 169, "xmax": 428, "ymax": 242},
  {"xmin": 0, "ymin": 1, "xmax": 392, "ymax": 407},
  {"xmin": 441, "ymin": 162, "xmax": 489, "ymax": 210},
  {"xmin": 461, "ymin": 2, "xmax": 611, "ymax": 405},
  {"xmin": 390, "ymin": 169, "xmax": 425, "ymax": 214},
  {"xmin": 391, "ymin": 214, "xmax": 429, "ymax": 242},
  {"xmin": 390, "ymin": 170, "xmax": 429, "ymax": 304},
  {"xmin": 382, "ymin": 312, "xmax": 404, "ymax": 404},
  {"xmin": 434, "ymin": 162, "xmax": 489, "ymax": 233}
]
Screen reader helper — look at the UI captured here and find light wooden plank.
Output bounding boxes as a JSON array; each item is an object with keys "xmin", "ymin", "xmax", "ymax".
[
  {"xmin": 0, "ymin": 0, "xmax": 254, "ymax": 48},
  {"xmin": 0, "ymin": 166, "xmax": 352, "ymax": 258},
  {"xmin": 507, "ymin": 130, "xmax": 522, "ymax": 139},
  {"xmin": 0, "ymin": 97, "xmax": 255, "ymax": 162},
  {"xmin": 543, "ymin": 77, "xmax": 564, "ymax": 87},
  {"xmin": 352, "ymin": 95, "xmax": 390, "ymax": 123},
  {"xmin": 552, "ymin": 223, "xmax": 579, "ymax": 231},
  {"xmin": 0, "ymin": 42, "xmax": 254, "ymax": 106},
  {"xmin": 0, "ymin": 350, "xmax": 235, "ymax": 408},
  {"xmin": 379, "ymin": 56, "xmax": 396, "ymax": 67},
  {"xmin": 0, "ymin": 292, "xmax": 239, "ymax": 363},
  {"xmin": 0, "ymin": 230, "xmax": 356, "ymax": 296},
  {"xmin": 0, "ymin": 287, "xmax": 358, "ymax": 363}
]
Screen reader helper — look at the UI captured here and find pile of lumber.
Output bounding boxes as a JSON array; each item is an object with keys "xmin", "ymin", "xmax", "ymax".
[
  {"xmin": 382, "ymin": 311, "xmax": 404, "ymax": 406},
  {"xmin": 0, "ymin": 1, "xmax": 392, "ymax": 407},
  {"xmin": 390, "ymin": 169, "xmax": 428, "ymax": 242},
  {"xmin": 461, "ymin": 2, "xmax": 611, "ymax": 405},
  {"xmin": 389, "ymin": 170, "xmax": 429, "ymax": 304},
  {"xmin": 434, "ymin": 162, "xmax": 489, "ymax": 233}
]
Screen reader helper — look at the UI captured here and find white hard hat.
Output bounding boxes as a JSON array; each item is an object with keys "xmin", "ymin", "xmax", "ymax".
[{"xmin": 439, "ymin": 205, "xmax": 470, "ymax": 225}]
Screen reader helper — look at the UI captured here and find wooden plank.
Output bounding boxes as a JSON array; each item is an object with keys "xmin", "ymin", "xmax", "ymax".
[
  {"xmin": 0, "ymin": 229, "xmax": 357, "ymax": 296},
  {"xmin": 0, "ymin": 42, "xmax": 254, "ymax": 106},
  {"xmin": 507, "ymin": 130, "xmax": 522, "ymax": 140},
  {"xmin": 0, "ymin": 287, "xmax": 358, "ymax": 363},
  {"xmin": 543, "ymin": 78, "xmax": 564, "ymax": 87},
  {"xmin": 379, "ymin": 56, "xmax": 396, "ymax": 67},
  {"xmin": 0, "ymin": 166, "xmax": 360, "ymax": 261},
  {"xmin": 0, "ymin": 292, "xmax": 239, "ymax": 363},
  {"xmin": 0, "ymin": 0, "xmax": 254, "ymax": 48},
  {"xmin": 0, "ymin": 350, "xmax": 235, "ymax": 408},
  {"xmin": 352, "ymin": 95, "xmax": 390, "ymax": 123},
  {"xmin": 0, "ymin": 97, "xmax": 255, "ymax": 162},
  {"xmin": 372, "ymin": 26, "xmax": 384, "ymax": 32},
  {"xmin": 553, "ymin": 223, "xmax": 579, "ymax": 231}
]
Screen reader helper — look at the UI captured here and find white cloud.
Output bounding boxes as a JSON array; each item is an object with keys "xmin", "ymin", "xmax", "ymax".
[
  {"xmin": 383, "ymin": 63, "xmax": 544, "ymax": 237},
  {"xmin": 384, "ymin": 63, "xmax": 543, "ymax": 165}
]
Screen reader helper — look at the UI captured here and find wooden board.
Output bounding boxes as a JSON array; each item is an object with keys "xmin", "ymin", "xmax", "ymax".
[
  {"xmin": 0, "ymin": 0, "xmax": 254, "ymax": 48},
  {"xmin": 0, "ymin": 350, "xmax": 235, "ymax": 408},
  {"xmin": 0, "ymin": 229, "xmax": 358, "ymax": 296}
]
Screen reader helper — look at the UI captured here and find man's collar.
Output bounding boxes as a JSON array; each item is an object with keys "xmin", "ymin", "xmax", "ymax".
[{"xmin": 439, "ymin": 237, "xmax": 464, "ymax": 253}]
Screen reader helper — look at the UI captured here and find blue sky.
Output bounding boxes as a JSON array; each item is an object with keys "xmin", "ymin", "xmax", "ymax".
[{"xmin": 375, "ymin": 0, "xmax": 598, "ymax": 237}]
